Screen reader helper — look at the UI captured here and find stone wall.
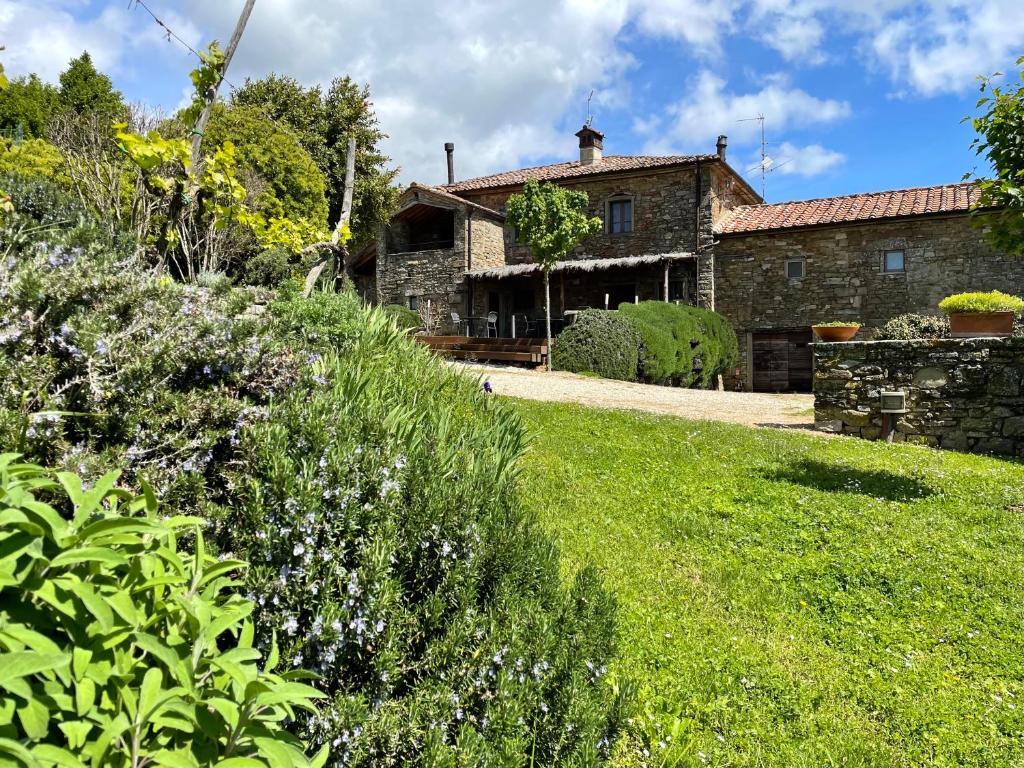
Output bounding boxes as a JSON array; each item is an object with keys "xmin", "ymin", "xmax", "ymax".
[
  {"xmin": 469, "ymin": 215, "xmax": 506, "ymax": 270},
  {"xmin": 814, "ymin": 337, "xmax": 1024, "ymax": 457},
  {"xmin": 460, "ymin": 165, "xmax": 707, "ymax": 265},
  {"xmin": 715, "ymin": 213, "xmax": 1024, "ymax": 388},
  {"xmin": 376, "ymin": 208, "xmax": 468, "ymax": 334}
]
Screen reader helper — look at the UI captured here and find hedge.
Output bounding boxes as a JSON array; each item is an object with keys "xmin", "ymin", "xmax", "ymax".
[
  {"xmin": 382, "ymin": 303, "xmax": 421, "ymax": 331},
  {"xmin": 618, "ymin": 301, "xmax": 738, "ymax": 387},
  {"xmin": 551, "ymin": 308, "xmax": 642, "ymax": 381}
]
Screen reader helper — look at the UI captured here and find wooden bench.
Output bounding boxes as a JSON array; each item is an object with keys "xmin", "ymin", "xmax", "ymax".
[{"xmin": 416, "ymin": 336, "xmax": 548, "ymax": 366}]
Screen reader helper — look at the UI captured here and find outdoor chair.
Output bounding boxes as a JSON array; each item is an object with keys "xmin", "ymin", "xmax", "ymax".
[
  {"xmin": 486, "ymin": 311, "xmax": 498, "ymax": 338},
  {"xmin": 450, "ymin": 311, "xmax": 468, "ymax": 336}
]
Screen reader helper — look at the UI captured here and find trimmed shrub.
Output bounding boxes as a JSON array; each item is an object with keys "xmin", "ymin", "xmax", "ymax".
[
  {"xmin": 0, "ymin": 456, "xmax": 325, "ymax": 767},
  {"xmin": 242, "ymin": 247, "xmax": 294, "ymax": 287},
  {"xmin": 551, "ymin": 309, "xmax": 641, "ymax": 381},
  {"xmin": 381, "ymin": 302, "xmax": 421, "ymax": 332},
  {"xmin": 876, "ymin": 313, "xmax": 950, "ymax": 340},
  {"xmin": 1, "ymin": 243, "xmax": 625, "ymax": 766},
  {"xmin": 618, "ymin": 301, "xmax": 738, "ymax": 387},
  {"xmin": 938, "ymin": 290, "xmax": 1024, "ymax": 315}
]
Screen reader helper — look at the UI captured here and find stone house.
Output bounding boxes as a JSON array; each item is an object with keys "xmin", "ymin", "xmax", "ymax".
[{"xmin": 354, "ymin": 126, "xmax": 1024, "ymax": 391}]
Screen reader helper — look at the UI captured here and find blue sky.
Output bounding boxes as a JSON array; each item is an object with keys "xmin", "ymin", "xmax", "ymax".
[{"xmin": 3, "ymin": 0, "xmax": 1022, "ymax": 202}]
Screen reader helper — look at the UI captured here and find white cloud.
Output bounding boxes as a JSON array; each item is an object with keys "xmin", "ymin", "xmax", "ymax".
[
  {"xmin": 172, "ymin": 0, "xmax": 641, "ymax": 184},
  {"xmin": 1, "ymin": 0, "xmax": 1021, "ymax": 187},
  {"xmin": 774, "ymin": 141, "xmax": 845, "ymax": 176},
  {"xmin": 648, "ymin": 70, "xmax": 850, "ymax": 151},
  {"xmin": 628, "ymin": 0, "xmax": 734, "ymax": 53},
  {"xmin": 867, "ymin": 0, "xmax": 1024, "ymax": 96}
]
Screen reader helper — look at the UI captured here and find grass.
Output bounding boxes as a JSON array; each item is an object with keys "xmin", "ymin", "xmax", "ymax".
[{"xmin": 511, "ymin": 399, "xmax": 1024, "ymax": 768}]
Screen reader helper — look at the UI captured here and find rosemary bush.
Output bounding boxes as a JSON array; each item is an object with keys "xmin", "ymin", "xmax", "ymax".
[{"xmin": 0, "ymin": 236, "xmax": 624, "ymax": 766}]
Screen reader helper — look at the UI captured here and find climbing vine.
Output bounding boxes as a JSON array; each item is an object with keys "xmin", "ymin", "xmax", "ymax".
[{"xmin": 114, "ymin": 42, "xmax": 329, "ymax": 265}]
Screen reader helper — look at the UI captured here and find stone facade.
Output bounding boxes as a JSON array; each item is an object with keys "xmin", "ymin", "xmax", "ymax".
[
  {"xmin": 373, "ymin": 159, "xmax": 750, "ymax": 337},
  {"xmin": 716, "ymin": 214, "xmax": 1024, "ymax": 389},
  {"xmin": 814, "ymin": 337, "xmax": 1024, "ymax": 457}
]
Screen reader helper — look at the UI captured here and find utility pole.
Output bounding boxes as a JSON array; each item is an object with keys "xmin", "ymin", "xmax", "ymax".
[
  {"xmin": 189, "ymin": 0, "xmax": 255, "ymax": 165},
  {"xmin": 737, "ymin": 114, "xmax": 768, "ymax": 199},
  {"xmin": 157, "ymin": 0, "xmax": 256, "ymax": 268},
  {"xmin": 304, "ymin": 136, "xmax": 357, "ymax": 296}
]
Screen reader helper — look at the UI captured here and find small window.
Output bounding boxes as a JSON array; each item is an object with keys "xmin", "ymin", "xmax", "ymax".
[
  {"xmin": 785, "ymin": 259, "xmax": 805, "ymax": 280},
  {"xmin": 408, "ymin": 295, "xmax": 419, "ymax": 311},
  {"xmin": 608, "ymin": 198, "xmax": 633, "ymax": 234},
  {"xmin": 883, "ymin": 249, "xmax": 906, "ymax": 273}
]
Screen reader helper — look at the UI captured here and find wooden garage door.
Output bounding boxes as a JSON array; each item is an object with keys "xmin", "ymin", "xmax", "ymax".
[{"xmin": 752, "ymin": 329, "xmax": 813, "ymax": 392}]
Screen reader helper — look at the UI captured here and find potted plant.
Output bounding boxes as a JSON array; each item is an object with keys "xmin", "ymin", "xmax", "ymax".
[
  {"xmin": 938, "ymin": 291, "xmax": 1024, "ymax": 338},
  {"xmin": 812, "ymin": 321, "xmax": 862, "ymax": 342}
]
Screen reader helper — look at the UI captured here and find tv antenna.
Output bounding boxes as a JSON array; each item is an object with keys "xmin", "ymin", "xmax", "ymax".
[
  {"xmin": 738, "ymin": 113, "xmax": 770, "ymax": 199},
  {"xmin": 585, "ymin": 90, "xmax": 595, "ymax": 127}
]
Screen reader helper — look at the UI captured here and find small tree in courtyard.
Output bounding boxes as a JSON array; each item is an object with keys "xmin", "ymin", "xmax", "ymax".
[
  {"xmin": 969, "ymin": 54, "xmax": 1024, "ymax": 255},
  {"xmin": 505, "ymin": 180, "xmax": 601, "ymax": 365}
]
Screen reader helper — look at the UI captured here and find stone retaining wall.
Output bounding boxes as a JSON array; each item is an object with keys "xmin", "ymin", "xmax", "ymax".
[{"xmin": 814, "ymin": 338, "xmax": 1024, "ymax": 457}]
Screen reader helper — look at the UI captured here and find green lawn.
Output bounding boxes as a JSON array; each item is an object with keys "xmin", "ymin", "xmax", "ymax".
[{"xmin": 512, "ymin": 399, "xmax": 1024, "ymax": 768}]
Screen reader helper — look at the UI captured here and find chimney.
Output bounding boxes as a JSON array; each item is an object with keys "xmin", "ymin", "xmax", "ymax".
[
  {"xmin": 716, "ymin": 135, "xmax": 728, "ymax": 161},
  {"xmin": 575, "ymin": 125, "xmax": 604, "ymax": 166},
  {"xmin": 444, "ymin": 142, "xmax": 455, "ymax": 184}
]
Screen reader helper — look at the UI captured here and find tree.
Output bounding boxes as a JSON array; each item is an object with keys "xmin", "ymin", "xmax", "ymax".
[
  {"xmin": 505, "ymin": 180, "xmax": 602, "ymax": 364},
  {"xmin": 0, "ymin": 74, "xmax": 60, "ymax": 137},
  {"xmin": 205, "ymin": 104, "xmax": 329, "ymax": 225},
  {"xmin": 58, "ymin": 51, "xmax": 125, "ymax": 117},
  {"xmin": 232, "ymin": 74, "xmax": 399, "ymax": 244},
  {"xmin": 969, "ymin": 54, "xmax": 1024, "ymax": 255}
]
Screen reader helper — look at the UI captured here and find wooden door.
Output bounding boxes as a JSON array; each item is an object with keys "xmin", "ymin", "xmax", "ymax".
[{"xmin": 752, "ymin": 329, "xmax": 813, "ymax": 392}]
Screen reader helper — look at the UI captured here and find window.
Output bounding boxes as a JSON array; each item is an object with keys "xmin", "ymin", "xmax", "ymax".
[
  {"xmin": 407, "ymin": 295, "xmax": 419, "ymax": 311},
  {"xmin": 607, "ymin": 198, "xmax": 633, "ymax": 234},
  {"xmin": 883, "ymin": 249, "xmax": 906, "ymax": 273},
  {"xmin": 785, "ymin": 259, "xmax": 806, "ymax": 280}
]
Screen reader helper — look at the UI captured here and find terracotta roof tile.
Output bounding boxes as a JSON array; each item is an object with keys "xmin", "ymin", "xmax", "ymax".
[
  {"xmin": 716, "ymin": 182, "xmax": 981, "ymax": 235},
  {"xmin": 441, "ymin": 154, "xmax": 719, "ymax": 193},
  {"xmin": 403, "ymin": 182, "xmax": 506, "ymax": 219}
]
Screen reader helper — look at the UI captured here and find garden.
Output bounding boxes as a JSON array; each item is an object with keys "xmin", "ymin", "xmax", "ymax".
[
  {"xmin": 4, "ymin": 24, "xmax": 1024, "ymax": 768},
  {"xmin": 0, "ymin": 50, "xmax": 622, "ymax": 768}
]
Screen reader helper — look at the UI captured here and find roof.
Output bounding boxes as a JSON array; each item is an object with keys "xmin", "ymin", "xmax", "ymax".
[
  {"xmin": 402, "ymin": 182, "xmax": 505, "ymax": 219},
  {"xmin": 442, "ymin": 154, "xmax": 721, "ymax": 193},
  {"xmin": 467, "ymin": 252, "xmax": 696, "ymax": 280},
  {"xmin": 716, "ymin": 182, "xmax": 982, "ymax": 235}
]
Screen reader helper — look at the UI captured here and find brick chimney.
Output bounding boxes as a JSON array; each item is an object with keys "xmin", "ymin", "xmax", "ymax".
[
  {"xmin": 575, "ymin": 125, "xmax": 604, "ymax": 166},
  {"xmin": 716, "ymin": 135, "xmax": 728, "ymax": 161}
]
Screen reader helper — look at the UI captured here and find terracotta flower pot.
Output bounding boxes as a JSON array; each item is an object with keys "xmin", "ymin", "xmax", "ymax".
[
  {"xmin": 813, "ymin": 325, "xmax": 860, "ymax": 342},
  {"xmin": 948, "ymin": 311, "xmax": 1015, "ymax": 338}
]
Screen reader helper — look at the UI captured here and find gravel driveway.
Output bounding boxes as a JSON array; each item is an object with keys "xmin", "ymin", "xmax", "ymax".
[{"xmin": 452, "ymin": 363, "xmax": 817, "ymax": 431}]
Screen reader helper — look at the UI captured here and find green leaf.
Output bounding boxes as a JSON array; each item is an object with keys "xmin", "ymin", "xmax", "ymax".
[
  {"xmin": 65, "ymin": 581, "xmax": 115, "ymax": 632},
  {"xmin": 0, "ymin": 737, "xmax": 39, "ymax": 767},
  {"xmin": 30, "ymin": 744, "xmax": 86, "ymax": 768},
  {"xmin": 87, "ymin": 712, "xmax": 130, "ymax": 768},
  {"xmin": 16, "ymin": 696, "xmax": 50, "ymax": 740},
  {"xmin": 212, "ymin": 759, "xmax": 265, "ymax": 768},
  {"xmin": 198, "ymin": 559, "xmax": 247, "ymax": 587},
  {"xmin": 252, "ymin": 737, "xmax": 300, "ymax": 767},
  {"xmin": 310, "ymin": 744, "xmax": 330, "ymax": 768},
  {"xmin": 149, "ymin": 748, "xmax": 200, "ymax": 768},
  {"xmin": 77, "ymin": 517, "xmax": 161, "ymax": 543},
  {"xmin": 57, "ymin": 720, "xmax": 92, "ymax": 750},
  {"xmin": 50, "ymin": 547, "xmax": 129, "ymax": 569},
  {"xmin": 139, "ymin": 667, "xmax": 163, "ymax": 722},
  {"xmin": 0, "ymin": 651, "xmax": 70, "ymax": 685},
  {"xmin": 74, "ymin": 678, "xmax": 95, "ymax": 717},
  {"xmin": 135, "ymin": 633, "xmax": 181, "ymax": 671}
]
